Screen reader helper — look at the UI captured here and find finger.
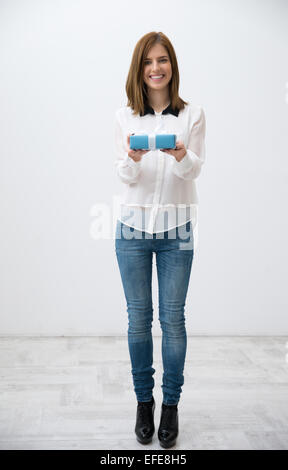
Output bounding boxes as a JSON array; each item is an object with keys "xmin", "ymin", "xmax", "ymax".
[{"xmin": 127, "ymin": 133, "xmax": 135, "ymax": 143}]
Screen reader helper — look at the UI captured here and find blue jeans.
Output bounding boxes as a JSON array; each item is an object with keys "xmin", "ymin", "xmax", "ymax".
[{"xmin": 114, "ymin": 219, "xmax": 194, "ymax": 405}]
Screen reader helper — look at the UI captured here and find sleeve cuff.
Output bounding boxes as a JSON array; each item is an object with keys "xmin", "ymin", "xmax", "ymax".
[
  {"xmin": 173, "ymin": 151, "xmax": 194, "ymax": 175},
  {"xmin": 124, "ymin": 154, "xmax": 142, "ymax": 168}
]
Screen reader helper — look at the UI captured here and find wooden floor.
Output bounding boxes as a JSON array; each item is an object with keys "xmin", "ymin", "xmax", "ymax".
[{"xmin": 0, "ymin": 336, "xmax": 287, "ymax": 450}]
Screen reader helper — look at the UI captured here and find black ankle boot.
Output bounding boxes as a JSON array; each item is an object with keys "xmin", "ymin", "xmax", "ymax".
[
  {"xmin": 135, "ymin": 396, "xmax": 155, "ymax": 444},
  {"xmin": 158, "ymin": 403, "xmax": 178, "ymax": 448}
]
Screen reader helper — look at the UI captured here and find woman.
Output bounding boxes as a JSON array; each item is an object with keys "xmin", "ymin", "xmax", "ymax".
[{"xmin": 114, "ymin": 31, "xmax": 206, "ymax": 448}]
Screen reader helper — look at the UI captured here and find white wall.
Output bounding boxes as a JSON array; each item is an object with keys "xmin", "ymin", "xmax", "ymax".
[{"xmin": 0, "ymin": 0, "xmax": 287, "ymax": 335}]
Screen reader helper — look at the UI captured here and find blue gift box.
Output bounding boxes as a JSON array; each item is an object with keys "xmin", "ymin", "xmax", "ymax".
[{"xmin": 130, "ymin": 134, "xmax": 176, "ymax": 150}]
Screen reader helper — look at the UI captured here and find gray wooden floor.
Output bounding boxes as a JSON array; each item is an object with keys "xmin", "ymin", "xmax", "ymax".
[{"xmin": 0, "ymin": 336, "xmax": 288, "ymax": 450}]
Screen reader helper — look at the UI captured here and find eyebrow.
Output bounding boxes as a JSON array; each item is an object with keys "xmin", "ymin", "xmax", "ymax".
[{"xmin": 144, "ymin": 55, "xmax": 168, "ymax": 60}]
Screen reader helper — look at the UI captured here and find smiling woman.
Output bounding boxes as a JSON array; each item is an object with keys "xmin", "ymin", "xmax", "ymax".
[{"xmin": 114, "ymin": 30, "xmax": 206, "ymax": 450}]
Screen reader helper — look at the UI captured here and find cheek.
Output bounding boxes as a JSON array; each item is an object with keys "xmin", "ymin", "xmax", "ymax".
[{"xmin": 165, "ymin": 65, "xmax": 172, "ymax": 76}]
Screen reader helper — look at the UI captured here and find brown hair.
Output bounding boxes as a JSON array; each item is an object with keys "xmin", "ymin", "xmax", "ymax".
[{"xmin": 125, "ymin": 32, "xmax": 188, "ymax": 116}]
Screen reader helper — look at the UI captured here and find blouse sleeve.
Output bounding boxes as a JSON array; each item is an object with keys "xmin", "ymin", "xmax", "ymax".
[
  {"xmin": 113, "ymin": 110, "xmax": 142, "ymax": 184},
  {"xmin": 172, "ymin": 106, "xmax": 206, "ymax": 180}
]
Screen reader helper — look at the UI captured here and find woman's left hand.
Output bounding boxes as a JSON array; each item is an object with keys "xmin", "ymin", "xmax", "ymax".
[{"xmin": 160, "ymin": 140, "xmax": 187, "ymax": 162}]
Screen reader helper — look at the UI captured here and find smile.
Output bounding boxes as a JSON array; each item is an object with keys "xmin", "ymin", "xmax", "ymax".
[{"xmin": 149, "ymin": 75, "xmax": 165, "ymax": 81}]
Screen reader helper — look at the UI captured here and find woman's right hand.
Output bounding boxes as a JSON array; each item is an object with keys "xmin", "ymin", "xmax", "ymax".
[{"xmin": 126, "ymin": 133, "xmax": 150, "ymax": 162}]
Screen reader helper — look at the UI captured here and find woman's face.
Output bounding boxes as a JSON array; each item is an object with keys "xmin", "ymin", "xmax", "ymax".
[{"xmin": 143, "ymin": 43, "xmax": 172, "ymax": 92}]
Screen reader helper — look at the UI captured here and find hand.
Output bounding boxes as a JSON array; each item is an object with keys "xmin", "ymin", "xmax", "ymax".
[
  {"xmin": 160, "ymin": 140, "xmax": 187, "ymax": 162},
  {"xmin": 126, "ymin": 133, "xmax": 150, "ymax": 162}
]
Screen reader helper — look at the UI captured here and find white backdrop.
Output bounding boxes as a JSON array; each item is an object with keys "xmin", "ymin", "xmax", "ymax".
[{"xmin": 0, "ymin": 0, "xmax": 287, "ymax": 335}]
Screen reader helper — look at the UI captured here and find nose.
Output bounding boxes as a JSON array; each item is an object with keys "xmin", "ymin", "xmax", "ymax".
[{"xmin": 151, "ymin": 61, "xmax": 161, "ymax": 73}]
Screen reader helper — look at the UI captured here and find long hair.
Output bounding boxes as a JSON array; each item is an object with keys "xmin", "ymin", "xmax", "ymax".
[{"xmin": 126, "ymin": 32, "xmax": 188, "ymax": 116}]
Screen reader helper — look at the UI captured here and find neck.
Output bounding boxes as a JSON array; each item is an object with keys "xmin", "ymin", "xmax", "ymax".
[{"xmin": 147, "ymin": 87, "xmax": 170, "ymax": 112}]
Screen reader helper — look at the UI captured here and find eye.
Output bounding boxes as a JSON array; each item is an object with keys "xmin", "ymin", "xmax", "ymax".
[{"xmin": 144, "ymin": 59, "xmax": 168, "ymax": 65}]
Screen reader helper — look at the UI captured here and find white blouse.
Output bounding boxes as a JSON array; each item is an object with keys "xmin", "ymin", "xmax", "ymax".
[{"xmin": 113, "ymin": 101, "xmax": 206, "ymax": 246}]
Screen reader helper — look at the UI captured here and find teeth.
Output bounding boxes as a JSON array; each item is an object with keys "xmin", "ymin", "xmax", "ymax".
[{"xmin": 150, "ymin": 75, "xmax": 164, "ymax": 79}]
